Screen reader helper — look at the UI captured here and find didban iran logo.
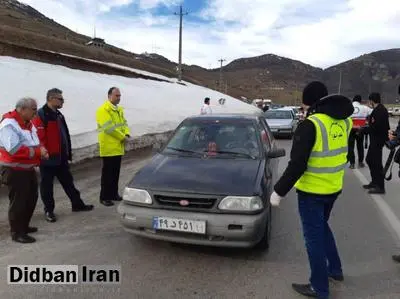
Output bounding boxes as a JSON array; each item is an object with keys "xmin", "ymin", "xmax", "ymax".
[{"xmin": 7, "ymin": 265, "xmax": 121, "ymax": 285}]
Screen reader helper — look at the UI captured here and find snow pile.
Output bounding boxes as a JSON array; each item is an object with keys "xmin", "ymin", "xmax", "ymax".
[{"xmin": 0, "ymin": 55, "xmax": 259, "ymax": 160}]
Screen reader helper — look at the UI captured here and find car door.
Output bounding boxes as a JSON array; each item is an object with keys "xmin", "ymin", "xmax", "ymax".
[
  {"xmin": 256, "ymin": 118, "xmax": 273, "ymax": 197},
  {"xmin": 259, "ymin": 117, "xmax": 280, "ymax": 187}
]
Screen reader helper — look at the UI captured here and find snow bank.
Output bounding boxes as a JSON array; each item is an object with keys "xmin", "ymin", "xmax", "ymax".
[{"xmin": 0, "ymin": 56, "xmax": 260, "ymax": 162}]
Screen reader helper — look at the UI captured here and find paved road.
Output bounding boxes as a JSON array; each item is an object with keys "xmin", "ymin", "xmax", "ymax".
[{"xmin": 1, "ymin": 141, "xmax": 400, "ymax": 299}]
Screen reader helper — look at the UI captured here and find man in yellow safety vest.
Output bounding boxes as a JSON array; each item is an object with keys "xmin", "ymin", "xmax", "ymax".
[
  {"xmin": 270, "ymin": 81, "xmax": 354, "ymax": 299},
  {"xmin": 96, "ymin": 87, "xmax": 130, "ymax": 207}
]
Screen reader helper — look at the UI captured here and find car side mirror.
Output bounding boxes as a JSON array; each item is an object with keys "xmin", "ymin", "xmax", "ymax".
[{"xmin": 267, "ymin": 148, "xmax": 286, "ymax": 158}]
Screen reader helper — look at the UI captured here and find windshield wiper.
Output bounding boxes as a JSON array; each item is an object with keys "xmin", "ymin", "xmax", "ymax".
[
  {"xmin": 166, "ymin": 147, "xmax": 202, "ymax": 155},
  {"xmin": 207, "ymin": 150, "xmax": 256, "ymax": 160}
]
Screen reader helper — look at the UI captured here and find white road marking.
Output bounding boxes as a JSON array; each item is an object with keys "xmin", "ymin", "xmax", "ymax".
[{"xmin": 353, "ymin": 168, "xmax": 400, "ymax": 246}]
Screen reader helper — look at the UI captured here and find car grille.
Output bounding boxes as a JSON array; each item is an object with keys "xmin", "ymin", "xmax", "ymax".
[{"xmin": 154, "ymin": 195, "xmax": 217, "ymax": 209}]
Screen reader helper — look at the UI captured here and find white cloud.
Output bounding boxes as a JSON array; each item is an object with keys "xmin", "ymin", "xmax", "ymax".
[
  {"xmin": 138, "ymin": 0, "xmax": 181, "ymax": 10},
  {"xmin": 19, "ymin": 0, "xmax": 400, "ymax": 69}
]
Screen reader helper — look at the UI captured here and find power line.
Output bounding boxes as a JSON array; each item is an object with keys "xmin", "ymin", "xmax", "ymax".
[{"xmin": 174, "ymin": 5, "xmax": 188, "ymax": 81}]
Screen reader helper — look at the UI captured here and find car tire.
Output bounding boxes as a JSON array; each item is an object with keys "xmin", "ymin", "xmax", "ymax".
[{"xmin": 254, "ymin": 206, "xmax": 271, "ymax": 251}]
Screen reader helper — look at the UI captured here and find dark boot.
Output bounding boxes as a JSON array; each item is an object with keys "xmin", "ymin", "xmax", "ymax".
[
  {"xmin": 112, "ymin": 195, "xmax": 123, "ymax": 201},
  {"xmin": 363, "ymin": 183, "xmax": 376, "ymax": 189},
  {"xmin": 392, "ymin": 255, "xmax": 400, "ymax": 263},
  {"xmin": 12, "ymin": 233, "xmax": 36, "ymax": 243},
  {"xmin": 45, "ymin": 211, "xmax": 56, "ymax": 222},
  {"xmin": 100, "ymin": 200, "xmax": 114, "ymax": 206},
  {"xmin": 368, "ymin": 187, "xmax": 385, "ymax": 194},
  {"xmin": 72, "ymin": 204, "xmax": 94, "ymax": 212},
  {"xmin": 291, "ymin": 283, "xmax": 318, "ymax": 298}
]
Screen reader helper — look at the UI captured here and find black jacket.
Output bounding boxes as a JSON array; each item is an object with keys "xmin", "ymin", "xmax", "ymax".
[
  {"xmin": 38, "ymin": 104, "xmax": 72, "ymax": 163},
  {"xmin": 363, "ymin": 103, "xmax": 389, "ymax": 146},
  {"xmin": 274, "ymin": 95, "xmax": 354, "ymax": 197}
]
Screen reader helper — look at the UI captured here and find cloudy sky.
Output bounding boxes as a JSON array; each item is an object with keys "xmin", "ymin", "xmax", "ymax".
[{"xmin": 21, "ymin": 0, "xmax": 400, "ymax": 69}]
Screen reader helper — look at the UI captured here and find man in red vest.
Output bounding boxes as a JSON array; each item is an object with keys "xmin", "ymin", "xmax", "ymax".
[
  {"xmin": 348, "ymin": 95, "xmax": 372, "ymax": 169},
  {"xmin": 0, "ymin": 97, "xmax": 49, "ymax": 243}
]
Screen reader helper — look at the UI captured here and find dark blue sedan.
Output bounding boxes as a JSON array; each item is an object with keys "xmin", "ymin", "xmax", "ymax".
[{"xmin": 117, "ymin": 113, "xmax": 285, "ymax": 250}]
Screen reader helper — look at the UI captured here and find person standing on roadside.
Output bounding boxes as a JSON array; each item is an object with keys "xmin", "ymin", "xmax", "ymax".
[
  {"xmin": 32, "ymin": 88, "xmax": 94, "ymax": 223},
  {"xmin": 96, "ymin": 87, "xmax": 130, "ymax": 206},
  {"xmin": 200, "ymin": 97, "xmax": 212, "ymax": 115},
  {"xmin": 347, "ymin": 95, "xmax": 372, "ymax": 169},
  {"xmin": 269, "ymin": 81, "xmax": 354, "ymax": 299},
  {"xmin": 0, "ymin": 98, "xmax": 49, "ymax": 243},
  {"xmin": 362, "ymin": 92, "xmax": 390, "ymax": 194}
]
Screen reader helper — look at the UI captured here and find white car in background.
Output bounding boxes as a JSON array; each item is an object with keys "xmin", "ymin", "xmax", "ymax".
[
  {"xmin": 264, "ymin": 107, "xmax": 298, "ymax": 138},
  {"xmin": 391, "ymin": 107, "xmax": 400, "ymax": 116},
  {"xmin": 286, "ymin": 106, "xmax": 302, "ymax": 119}
]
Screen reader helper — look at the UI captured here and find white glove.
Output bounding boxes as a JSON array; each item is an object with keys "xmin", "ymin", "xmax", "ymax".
[{"xmin": 270, "ymin": 191, "xmax": 283, "ymax": 207}]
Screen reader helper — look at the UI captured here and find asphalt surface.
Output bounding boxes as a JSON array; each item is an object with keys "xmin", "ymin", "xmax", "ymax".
[{"xmin": 1, "ymin": 139, "xmax": 400, "ymax": 299}]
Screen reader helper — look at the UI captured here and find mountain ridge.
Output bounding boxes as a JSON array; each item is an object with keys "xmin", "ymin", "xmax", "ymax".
[{"xmin": 1, "ymin": 0, "xmax": 399, "ymax": 103}]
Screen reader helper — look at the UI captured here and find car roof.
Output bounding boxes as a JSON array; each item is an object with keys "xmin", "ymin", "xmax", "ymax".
[
  {"xmin": 266, "ymin": 107, "xmax": 293, "ymax": 111},
  {"xmin": 185, "ymin": 113, "xmax": 263, "ymax": 122}
]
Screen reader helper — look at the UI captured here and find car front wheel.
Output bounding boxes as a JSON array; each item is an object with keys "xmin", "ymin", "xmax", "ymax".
[{"xmin": 254, "ymin": 206, "xmax": 271, "ymax": 251}]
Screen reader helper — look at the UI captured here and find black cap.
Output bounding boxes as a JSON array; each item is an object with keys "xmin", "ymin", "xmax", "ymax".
[
  {"xmin": 302, "ymin": 81, "xmax": 328, "ymax": 106},
  {"xmin": 368, "ymin": 92, "xmax": 381, "ymax": 103},
  {"xmin": 353, "ymin": 95, "xmax": 362, "ymax": 102}
]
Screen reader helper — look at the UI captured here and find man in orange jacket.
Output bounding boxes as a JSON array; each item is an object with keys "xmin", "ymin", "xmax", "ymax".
[{"xmin": 0, "ymin": 97, "xmax": 49, "ymax": 243}]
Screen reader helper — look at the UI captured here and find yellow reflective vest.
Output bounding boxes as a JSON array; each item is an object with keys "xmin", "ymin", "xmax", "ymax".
[
  {"xmin": 294, "ymin": 113, "xmax": 352, "ymax": 194},
  {"xmin": 96, "ymin": 100, "xmax": 130, "ymax": 157}
]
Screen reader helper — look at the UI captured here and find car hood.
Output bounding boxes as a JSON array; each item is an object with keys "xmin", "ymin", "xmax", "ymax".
[
  {"xmin": 266, "ymin": 119, "xmax": 293, "ymax": 127},
  {"xmin": 129, "ymin": 154, "xmax": 261, "ymax": 196}
]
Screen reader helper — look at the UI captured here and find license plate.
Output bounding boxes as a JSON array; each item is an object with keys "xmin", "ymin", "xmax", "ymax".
[{"xmin": 153, "ymin": 216, "xmax": 206, "ymax": 234}]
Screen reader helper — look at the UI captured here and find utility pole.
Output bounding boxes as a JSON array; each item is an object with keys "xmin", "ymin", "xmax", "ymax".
[
  {"xmin": 152, "ymin": 43, "xmax": 161, "ymax": 53},
  {"xmin": 174, "ymin": 5, "xmax": 188, "ymax": 81},
  {"xmin": 338, "ymin": 69, "xmax": 342, "ymax": 94},
  {"xmin": 218, "ymin": 58, "xmax": 226, "ymax": 92}
]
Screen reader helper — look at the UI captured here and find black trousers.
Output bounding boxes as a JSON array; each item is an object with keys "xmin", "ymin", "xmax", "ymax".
[
  {"xmin": 5, "ymin": 168, "xmax": 38, "ymax": 235},
  {"xmin": 366, "ymin": 143, "xmax": 384, "ymax": 189},
  {"xmin": 39, "ymin": 162, "xmax": 84, "ymax": 213},
  {"xmin": 100, "ymin": 156, "xmax": 122, "ymax": 201},
  {"xmin": 347, "ymin": 129, "xmax": 364, "ymax": 165}
]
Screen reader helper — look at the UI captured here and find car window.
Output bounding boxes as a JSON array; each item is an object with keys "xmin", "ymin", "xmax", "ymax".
[
  {"xmin": 257, "ymin": 120, "xmax": 272, "ymax": 151},
  {"xmin": 264, "ymin": 110, "xmax": 293, "ymax": 119},
  {"xmin": 261, "ymin": 118, "xmax": 274, "ymax": 143},
  {"xmin": 164, "ymin": 121, "xmax": 261, "ymax": 158}
]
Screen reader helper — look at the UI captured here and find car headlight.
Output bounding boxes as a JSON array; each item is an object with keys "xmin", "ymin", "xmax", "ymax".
[
  {"xmin": 122, "ymin": 187, "xmax": 152, "ymax": 204},
  {"xmin": 218, "ymin": 196, "xmax": 263, "ymax": 211}
]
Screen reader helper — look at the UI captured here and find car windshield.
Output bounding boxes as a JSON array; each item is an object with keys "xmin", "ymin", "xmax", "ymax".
[
  {"xmin": 264, "ymin": 110, "xmax": 293, "ymax": 119},
  {"xmin": 163, "ymin": 120, "xmax": 261, "ymax": 159}
]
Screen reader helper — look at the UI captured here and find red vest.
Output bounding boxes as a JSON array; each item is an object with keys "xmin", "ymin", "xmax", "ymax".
[
  {"xmin": 0, "ymin": 111, "xmax": 41, "ymax": 170},
  {"xmin": 352, "ymin": 118, "xmax": 367, "ymax": 129}
]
